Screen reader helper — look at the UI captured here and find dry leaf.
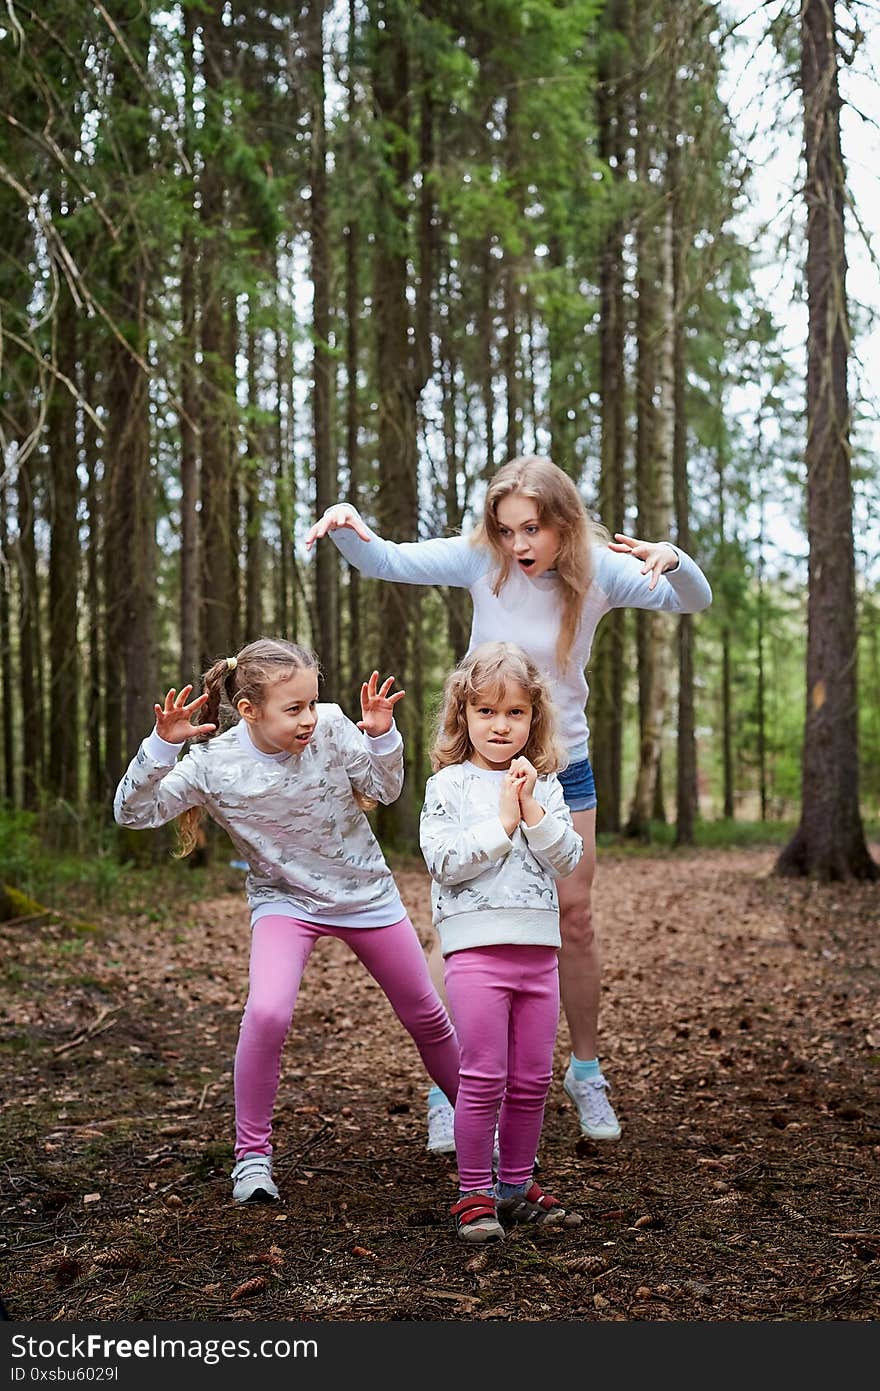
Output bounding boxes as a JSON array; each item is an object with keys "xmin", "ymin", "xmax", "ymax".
[
  {"xmin": 351, "ymin": 1245, "xmax": 377, "ymax": 1259},
  {"xmin": 594, "ymin": 1293, "xmax": 609, "ymax": 1309},
  {"xmin": 230, "ymin": 1276, "xmax": 266, "ymax": 1302},
  {"xmin": 83, "ymin": 1193, "xmax": 101, "ymax": 1205},
  {"xmin": 465, "ymin": 1251, "xmax": 490, "ymax": 1273},
  {"xmin": 632, "ymin": 1214, "xmax": 653, "ymax": 1228}
]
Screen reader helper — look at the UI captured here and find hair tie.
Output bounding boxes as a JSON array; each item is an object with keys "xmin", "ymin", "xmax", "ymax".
[{"xmin": 226, "ymin": 656, "xmax": 237, "ymax": 672}]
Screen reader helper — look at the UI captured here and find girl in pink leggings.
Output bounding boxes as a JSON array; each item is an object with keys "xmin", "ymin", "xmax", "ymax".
[
  {"xmin": 419, "ymin": 642, "xmax": 584, "ymax": 1243},
  {"xmin": 114, "ymin": 638, "xmax": 459, "ymax": 1204}
]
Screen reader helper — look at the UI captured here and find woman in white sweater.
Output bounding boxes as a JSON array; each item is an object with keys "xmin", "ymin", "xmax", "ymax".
[{"xmin": 306, "ymin": 455, "xmax": 713, "ymax": 1151}]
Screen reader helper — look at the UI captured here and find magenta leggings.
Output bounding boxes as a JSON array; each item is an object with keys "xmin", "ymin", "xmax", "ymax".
[
  {"xmin": 444, "ymin": 944, "xmax": 560, "ymax": 1192},
  {"xmin": 234, "ymin": 914, "xmax": 459, "ymax": 1159}
]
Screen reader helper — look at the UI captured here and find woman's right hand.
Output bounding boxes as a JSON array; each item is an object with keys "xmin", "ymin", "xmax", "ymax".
[
  {"xmin": 154, "ymin": 686, "xmax": 216, "ymax": 744},
  {"xmin": 499, "ymin": 773, "xmax": 522, "ymax": 838},
  {"xmin": 304, "ymin": 504, "xmax": 371, "ymax": 552}
]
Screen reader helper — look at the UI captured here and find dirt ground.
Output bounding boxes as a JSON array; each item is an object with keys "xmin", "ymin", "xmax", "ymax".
[{"xmin": 1, "ymin": 844, "xmax": 879, "ymax": 1323}]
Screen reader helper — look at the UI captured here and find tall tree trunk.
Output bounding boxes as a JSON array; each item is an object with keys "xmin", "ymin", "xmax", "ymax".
[
  {"xmin": 83, "ymin": 362, "xmax": 103, "ymax": 807},
  {"xmin": 717, "ymin": 445, "xmax": 734, "ymax": 819},
  {"xmin": 756, "ymin": 438, "xmax": 768, "ymax": 821},
  {"xmin": 180, "ymin": 2, "xmax": 200, "ymax": 687},
  {"xmin": 478, "ymin": 243, "xmax": 496, "ymax": 478},
  {"xmin": 344, "ymin": 0, "xmax": 362, "ymax": 707},
  {"xmin": 274, "ymin": 278, "xmax": 292, "ymax": 638},
  {"xmin": 502, "ymin": 258, "xmax": 519, "ymax": 463},
  {"xmin": 16, "ymin": 455, "xmax": 43, "ymax": 808},
  {"xmin": 628, "ymin": 195, "xmax": 674, "ymax": 838},
  {"xmin": 47, "ymin": 280, "xmax": 80, "ymax": 806},
  {"xmin": 592, "ymin": 6, "xmax": 628, "ymax": 833},
  {"xmin": 103, "ymin": 7, "xmax": 156, "ymax": 791},
  {"xmin": 0, "ymin": 472, "xmax": 14, "ymax": 804},
  {"xmin": 199, "ymin": 5, "xmax": 234, "ymax": 667},
  {"xmin": 670, "ymin": 125, "xmax": 697, "ymax": 846},
  {"xmin": 777, "ymin": 0, "xmax": 876, "ymax": 880},
  {"xmin": 370, "ymin": 0, "xmax": 423, "ymax": 847},
  {"xmin": 244, "ymin": 306, "xmax": 264, "ymax": 638},
  {"xmin": 441, "ymin": 299, "xmax": 469, "ymax": 657},
  {"xmin": 630, "ymin": 68, "xmax": 657, "ymax": 836},
  {"xmin": 227, "ymin": 299, "xmax": 242, "ymax": 653},
  {"xmin": 307, "ymin": 0, "xmax": 338, "ymax": 696}
]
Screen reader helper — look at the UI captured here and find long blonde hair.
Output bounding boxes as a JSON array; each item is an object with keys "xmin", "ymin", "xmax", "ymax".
[
  {"xmin": 174, "ymin": 638, "xmax": 375, "ymax": 857},
  {"xmin": 431, "ymin": 641, "xmax": 566, "ymax": 774},
  {"xmin": 471, "ymin": 456, "xmax": 609, "ymax": 670}
]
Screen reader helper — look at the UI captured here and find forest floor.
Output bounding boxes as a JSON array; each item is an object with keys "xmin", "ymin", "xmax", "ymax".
[{"xmin": 1, "ymin": 843, "xmax": 879, "ymax": 1324}]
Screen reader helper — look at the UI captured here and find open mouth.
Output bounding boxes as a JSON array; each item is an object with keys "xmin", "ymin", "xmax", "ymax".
[{"xmin": 518, "ymin": 558, "xmax": 535, "ymax": 568}]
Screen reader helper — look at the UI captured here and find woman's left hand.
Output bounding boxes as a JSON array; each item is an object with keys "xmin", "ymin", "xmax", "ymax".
[
  {"xmin": 608, "ymin": 534, "xmax": 678, "ymax": 591},
  {"xmin": 357, "ymin": 671, "xmax": 405, "ymax": 737}
]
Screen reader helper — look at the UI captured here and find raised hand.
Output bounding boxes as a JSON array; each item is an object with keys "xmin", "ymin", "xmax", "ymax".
[
  {"xmin": 509, "ymin": 755, "xmax": 538, "ymax": 799},
  {"xmin": 154, "ymin": 686, "xmax": 216, "ymax": 744},
  {"xmin": 509, "ymin": 755, "xmax": 544, "ymax": 828},
  {"xmin": 608, "ymin": 534, "xmax": 679, "ymax": 591},
  {"xmin": 356, "ymin": 671, "xmax": 405, "ymax": 738},
  {"xmin": 304, "ymin": 504, "xmax": 372, "ymax": 552},
  {"xmin": 499, "ymin": 771, "xmax": 522, "ymax": 838}
]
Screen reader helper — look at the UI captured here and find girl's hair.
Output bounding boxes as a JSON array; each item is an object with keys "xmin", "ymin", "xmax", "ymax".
[
  {"xmin": 175, "ymin": 638, "xmax": 376, "ymax": 857},
  {"xmin": 471, "ymin": 456, "xmax": 609, "ymax": 670},
  {"xmin": 430, "ymin": 641, "xmax": 565, "ymax": 774}
]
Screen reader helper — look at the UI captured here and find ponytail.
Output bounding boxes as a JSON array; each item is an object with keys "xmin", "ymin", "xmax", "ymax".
[{"xmin": 173, "ymin": 659, "xmax": 240, "ymax": 858}]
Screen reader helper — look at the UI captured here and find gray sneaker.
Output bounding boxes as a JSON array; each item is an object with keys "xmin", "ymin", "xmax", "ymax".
[
  {"xmin": 426, "ymin": 1100, "xmax": 456, "ymax": 1155},
  {"xmin": 563, "ymin": 1067, "xmax": 622, "ymax": 1140},
  {"xmin": 231, "ymin": 1152, "xmax": 280, "ymax": 1203}
]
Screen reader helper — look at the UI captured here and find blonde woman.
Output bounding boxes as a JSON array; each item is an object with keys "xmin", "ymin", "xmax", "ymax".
[{"xmin": 307, "ymin": 456, "xmax": 712, "ymax": 1150}]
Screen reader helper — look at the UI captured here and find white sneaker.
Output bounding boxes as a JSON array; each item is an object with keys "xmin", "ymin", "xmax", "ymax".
[
  {"xmin": 563, "ymin": 1067, "xmax": 622, "ymax": 1141},
  {"xmin": 426, "ymin": 1100, "xmax": 456, "ymax": 1154},
  {"xmin": 231, "ymin": 1152, "xmax": 280, "ymax": 1203}
]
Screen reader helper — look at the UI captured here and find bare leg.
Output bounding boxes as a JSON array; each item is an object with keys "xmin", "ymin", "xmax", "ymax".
[
  {"xmin": 556, "ymin": 808, "xmax": 599, "ymax": 1060},
  {"xmin": 427, "ymin": 931, "xmax": 451, "ymax": 1011}
]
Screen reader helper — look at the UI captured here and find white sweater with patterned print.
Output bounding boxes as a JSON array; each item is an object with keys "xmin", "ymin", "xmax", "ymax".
[
  {"xmin": 113, "ymin": 707, "xmax": 405, "ymax": 926},
  {"xmin": 419, "ymin": 760, "xmax": 583, "ymax": 957}
]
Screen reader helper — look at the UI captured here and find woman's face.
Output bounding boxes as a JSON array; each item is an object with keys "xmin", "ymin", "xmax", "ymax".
[{"xmin": 495, "ymin": 494, "xmax": 561, "ymax": 579}]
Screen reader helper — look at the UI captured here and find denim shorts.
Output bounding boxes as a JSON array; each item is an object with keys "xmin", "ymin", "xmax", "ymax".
[{"xmin": 557, "ymin": 755, "xmax": 597, "ymax": 813}]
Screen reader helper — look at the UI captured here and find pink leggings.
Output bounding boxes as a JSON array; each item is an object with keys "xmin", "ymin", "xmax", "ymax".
[
  {"xmin": 444, "ymin": 944, "xmax": 560, "ymax": 1192},
  {"xmin": 234, "ymin": 913, "xmax": 459, "ymax": 1159}
]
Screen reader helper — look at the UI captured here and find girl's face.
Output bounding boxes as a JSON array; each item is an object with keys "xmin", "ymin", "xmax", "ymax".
[
  {"xmin": 495, "ymin": 494, "xmax": 561, "ymax": 579},
  {"xmin": 238, "ymin": 668, "xmax": 319, "ymax": 756},
  {"xmin": 466, "ymin": 681, "xmax": 533, "ymax": 771}
]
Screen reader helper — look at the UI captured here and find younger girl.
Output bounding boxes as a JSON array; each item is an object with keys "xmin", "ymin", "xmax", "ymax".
[
  {"xmin": 419, "ymin": 642, "xmax": 583, "ymax": 1242},
  {"xmin": 114, "ymin": 638, "xmax": 460, "ymax": 1204}
]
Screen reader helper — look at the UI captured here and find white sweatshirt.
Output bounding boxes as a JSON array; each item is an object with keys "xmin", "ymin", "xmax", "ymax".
[
  {"xmin": 113, "ymin": 706, "xmax": 406, "ymax": 926},
  {"xmin": 420, "ymin": 761, "xmax": 584, "ymax": 957},
  {"xmin": 331, "ymin": 517, "xmax": 712, "ymax": 753}
]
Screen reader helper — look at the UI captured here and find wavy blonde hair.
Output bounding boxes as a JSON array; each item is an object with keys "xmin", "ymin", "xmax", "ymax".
[
  {"xmin": 471, "ymin": 456, "xmax": 609, "ymax": 670},
  {"xmin": 431, "ymin": 641, "xmax": 566, "ymax": 774},
  {"xmin": 174, "ymin": 638, "xmax": 375, "ymax": 858}
]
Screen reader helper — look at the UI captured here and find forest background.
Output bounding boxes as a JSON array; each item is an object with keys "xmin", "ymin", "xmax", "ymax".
[{"xmin": 1, "ymin": 0, "xmax": 879, "ymax": 889}]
